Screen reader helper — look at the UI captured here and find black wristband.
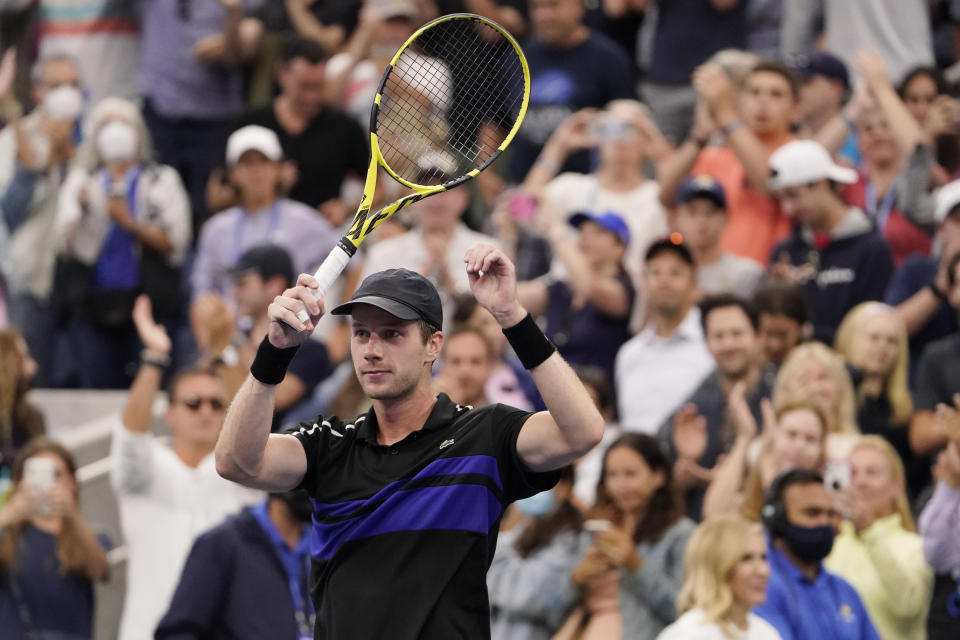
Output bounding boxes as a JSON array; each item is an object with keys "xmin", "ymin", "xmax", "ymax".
[
  {"xmin": 929, "ymin": 283, "xmax": 950, "ymax": 305},
  {"xmin": 502, "ymin": 313, "xmax": 556, "ymax": 370},
  {"xmin": 250, "ymin": 336, "xmax": 300, "ymax": 385}
]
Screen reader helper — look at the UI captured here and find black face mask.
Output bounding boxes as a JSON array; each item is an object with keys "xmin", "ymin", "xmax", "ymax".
[
  {"xmin": 783, "ymin": 523, "xmax": 836, "ymax": 562},
  {"xmin": 274, "ymin": 491, "xmax": 314, "ymax": 524}
]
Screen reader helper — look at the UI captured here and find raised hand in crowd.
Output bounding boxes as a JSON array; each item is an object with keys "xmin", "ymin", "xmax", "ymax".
[
  {"xmin": 521, "ymin": 107, "xmax": 599, "ymax": 193},
  {"xmin": 692, "ymin": 62, "xmax": 738, "ymax": 129},
  {"xmin": 190, "ymin": 292, "xmax": 236, "ymax": 359},
  {"xmin": 133, "ymin": 294, "xmax": 172, "ymax": 360},
  {"xmin": 593, "ymin": 527, "xmax": 643, "ymax": 571},
  {"xmin": 672, "ymin": 404, "xmax": 713, "ymax": 490}
]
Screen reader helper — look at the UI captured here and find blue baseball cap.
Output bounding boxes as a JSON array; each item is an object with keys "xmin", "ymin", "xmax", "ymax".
[
  {"xmin": 677, "ymin": 175, "xmax": 727, "ymax": 209},
  {"xmin": 568, "ymin": 211, "xmax": 630, "ymax": 246},
  {"xmin": 790, "ymin": 52, "xmax": 849, "ymax": 91}
]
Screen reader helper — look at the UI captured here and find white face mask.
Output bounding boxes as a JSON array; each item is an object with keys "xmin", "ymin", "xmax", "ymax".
[
  {"xmin": 96, "ymin": 120, "xmax": 139, "ymax": 163},
  {"xmin": 41, "ymin": 85, "xmax": 84, "ymax": 121}
]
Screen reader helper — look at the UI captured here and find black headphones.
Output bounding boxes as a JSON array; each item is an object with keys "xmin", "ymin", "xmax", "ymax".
[{"xmin": 761, "ymin": 468, "xmax": 824, "ymax": 538}]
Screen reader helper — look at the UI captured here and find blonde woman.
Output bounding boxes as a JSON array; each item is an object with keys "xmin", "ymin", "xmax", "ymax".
[
  {"xmin": 772, "ymin": 342, "xmax": 860, "ymax": 460},
  {"xmin": 825, "ymin": 436, "xmax": 933, "ymax": 640},
  {"xmin": 657, "ymin": 514, "xmax": 781, "ymax": 640}
]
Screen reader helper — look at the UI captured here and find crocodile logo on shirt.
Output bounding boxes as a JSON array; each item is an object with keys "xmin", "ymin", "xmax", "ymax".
[{"xmin": 439, "ymin": 439, "xmax": 455, "ymax": 450}]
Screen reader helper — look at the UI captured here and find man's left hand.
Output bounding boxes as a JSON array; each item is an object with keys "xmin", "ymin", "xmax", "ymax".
[{"xmin": 465, "ymin": 244, "xmax": 525, "ymax": 328}]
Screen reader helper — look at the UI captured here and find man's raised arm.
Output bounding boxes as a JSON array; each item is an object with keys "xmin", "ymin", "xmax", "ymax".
[
  {"xmin": 215, "ymin": 274, "xmax": 325, "ymax": 491},
  {"xmin": 464, "ymin": 245, "xmax": 605, "ymax": 472}
]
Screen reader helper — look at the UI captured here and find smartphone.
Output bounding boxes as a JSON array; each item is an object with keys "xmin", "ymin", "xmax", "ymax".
[
  {"xmin": 23, "ymin": 457, "xmax": 55, "ymax": 516},
  {"xmin": 583, "ymin": 519, "xmax": 613, "ymax": 533},
  {"xmin": 507, "ymin": 192, "xmax": 538, "ymax": 220},
  {"xmin": 824, "ymin": 460, "xmax": 851, "ymax": 492}
]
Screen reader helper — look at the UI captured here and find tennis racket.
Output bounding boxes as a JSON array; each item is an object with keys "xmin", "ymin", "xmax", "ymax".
[{"xmin": 297, "ymin": 12, "xmax": 530, "ymax": 322}]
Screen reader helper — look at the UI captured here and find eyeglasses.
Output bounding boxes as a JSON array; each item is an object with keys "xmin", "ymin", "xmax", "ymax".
[{"xmin": 179, "ymin": 397, "xmax": 225, "ymax": 411}]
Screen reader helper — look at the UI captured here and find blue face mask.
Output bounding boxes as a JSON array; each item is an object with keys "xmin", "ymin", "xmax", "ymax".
[{"xmin": 514, "ymin": 489, "xmax": 555, "ymax": 518}]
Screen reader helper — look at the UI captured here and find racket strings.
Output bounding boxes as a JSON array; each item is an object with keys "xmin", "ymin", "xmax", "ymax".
[{"xmin": 377, "ymin": 17, "xmax": 526, "ymax": 185}]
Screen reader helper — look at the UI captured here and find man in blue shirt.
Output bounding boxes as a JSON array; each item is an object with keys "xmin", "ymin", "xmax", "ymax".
[{"xmin": 755, "ymin": 469, "xmax": 881, "ymax": 640}]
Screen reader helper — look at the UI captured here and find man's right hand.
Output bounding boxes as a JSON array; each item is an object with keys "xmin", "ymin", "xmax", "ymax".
[
  {"xmin": 133, "ymin": 295, "xmax": 172, "ymax": 358},
  {"xmin": 267, "ymin": 273, "xmax": 325, "ymax": 348}
]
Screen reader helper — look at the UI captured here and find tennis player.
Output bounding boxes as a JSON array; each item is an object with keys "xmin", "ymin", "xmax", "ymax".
[{"xmin": 215, "ymin": 243, "xmax": 604, "ymax": 639}]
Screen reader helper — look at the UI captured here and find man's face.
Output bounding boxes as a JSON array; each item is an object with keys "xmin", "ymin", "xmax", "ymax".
[
  {"xmin": 757, "ymin": 312, "xmax": 802, "ymax": 367},
  {"xmin": 672, "ymin": 198, "xmax": 726, "ymax": 253},
  {"xmin": 783, "ymin": 482, "xmax": 839, "ymax": 529},
  {"xmin": 32, "ymin": 58, "xmax": 80, "ymax": 104},
  {"xmin": 413, "ymin": 186, "xmax": 468, "ymax": 233},
  {"xmin": 441, "ymin": 331, "xmax": 494, "ymax": 404},
  {"xmin": 351, "ymin": 305, "xmax": 442, "ymax": 401},
  {"xmin": 643, "ymin": 252, "xmax": 695, "ymax": 317},
  {"xmin": 772, "ymin": 182, "xmax": 826, "ymax": 226},
  {"xmin": 741, "ymin": 71, "xmax": 795, "ymax": 136},
  {"xmin": 233, "ymin": 272, "xmax": 285, "ymax": 318},
  {"xmin": 530, "ymin": 0, "xmax": 583, "ymax": 46},
  {"xmin": 797, "ymin": 75, "xmax": 841, "ymax": 123},
  {"xmin": 230, "ymin": 151, "xmax": 281, "ymax": 201},
  {"xmin": 166, "ymin": 374, "xmax": 228, "ymax": 450},
  {"xmin": 705, "ymin": 306, "xmax": 757, "ymax": 379},
  {"xmin": 278, "ymin": 58, "xmax": 327, "ymax": 119}
]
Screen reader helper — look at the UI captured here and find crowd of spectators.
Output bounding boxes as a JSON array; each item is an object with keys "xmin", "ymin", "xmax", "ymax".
[{"xmin": 4, "ymin": 0, "xmax": 960, "ymax": 638}]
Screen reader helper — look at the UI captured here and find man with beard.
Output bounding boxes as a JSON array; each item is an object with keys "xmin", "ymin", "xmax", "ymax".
[
  {"xmin": 755, "ymin": 469, "xmax": 881, "ymax": 640},
  {"xmin": 156, "ymin": 491, "xmax": 316, "ymax": 639},
  {"xmin": 659, "ymin": 294, "xmax": 774, "ymax": 519}
]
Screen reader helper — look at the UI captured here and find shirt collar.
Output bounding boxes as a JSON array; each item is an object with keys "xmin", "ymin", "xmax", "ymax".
[
  {"xmin": 640, "ymin": 306, "xmax": 702, "ymax": 343},
  {"xmin": 767, "ymin": 537, "xmax": 823, "ymax": 586},
  {"xmin": 357, "ymin": 393, "xmax": 460, "ymax": 446}
]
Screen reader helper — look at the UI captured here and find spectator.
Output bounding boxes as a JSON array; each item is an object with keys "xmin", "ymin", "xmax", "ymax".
[
  {"xmin": 751, "ymin": 282, "xmax": 809, "ymax": 369},
  {"xmin": 453, "ymin": 295, "xmax": 536, "ymax": 411},
  {"xmin": 518, "ymin": 209, "xmax": 634, "ymax": 382},
  {"xmin": 360, "ymin": 166, "xmax": 497, "ymax": 330},
  {"xmin": 659, "ymin": 294, "xmax": 775, "ymax": 519},
  {"xmin": 54, "ymin": 97, "xmax": 192, "ymax": 389},
  {"xmin": 898, "ymin": 67, "xmax": 953, "ymax": 144},
  {"xmin": 0, "ymin": 53, "xmax": 84, "ymax": 387},
  {"xmin": 155, "ymin": 491, "xmax": 315, "ymax": 640},
  {"xmin": 753, "ymin": 468, "xmax": 881, "ymax": 640},
  {"xmin": 833, "ymin": 51, "xmax": 935, "ymax": 266},
  {"xmin": 657, "ymin": 513, "xmax": 781, "ymax": 640},
  {"xmin": 112, "ymin": 297, "xmax": 262, "ymax": 640},
  {"xmin": 885, "ymin": 179, "xmax": 960, "ymax": 376},
  {"xmin": 562, "ymin": 433, "xmax": 695, "ymax": 639},
  {"xmin": 825, "ymin": 436, "xmax": 933, "ymax": 640},
  {"xmin": 0, "ymin": 329, "xmax": 43, "ymax": 494},
  {"xmin": 138, "ymin": 0, "xmax": 264, "ymax": 222},
  {"xmin": 615, "ymin": 240, "xmax": 713, "ymax": 433},
  {"xmin": 659, "ymin": 61, "xmax": 797, "ymax": 264},
  {"xmin": 434, "ymin": 326, "xmax": 497, "ymax": 407},
  {"xmin": 790, "ymin": 52, "xmax": 858, "ymax": 163},
  {"xmin": 326, "ymin": 0, "xmax": 421, "ymax": 126},
  {"xmin": 772, "ymin": 342, "xmax": 860, "ymax": 459},
  {"xmin": 213, "ymin": 36, "xmax": 368, "ymax": 219},
  {"xmin": 640, "ymin": 0, "xmax": 747, "ymax": 144},
  {"xmin": 570, "ymin": 366, "xmax": 619, "ymax": 506},
  {"xmin": 197, "ymin": 245, "xmax": 332, "ymax": 427},
  {"xmin": 767, "ymin": 139, "xmax": 895, "ymax": 345},
  {"xmin": 703, "ymin": 397, "xmax": 827, "ymax": 521},
  {"xmin": 36, "ymin": 0, "xmax": 140, "ymax": 104},
  {"xmin": 487, "ymin": 188, "xmax": 553, "ymax": 283},
  {"xmin": 919, "ymin": 439, "xmax": 960, "ymax": 640},
  {"xmin": 507, "ymin": 0, "xmax": 633, "ymax": 182},
  {"xmin": 672, "ymin": 176, "xmax": 764, "ymax": 299},
  {"xmin": 521, "ymin": 100, "xmax": 671, "ymax": 285},
  {"xmin": 191, "ymin": 125, "xmax": 337, "ymax": 305},
  {"xmin": 0, "ymin": 438, "xmax": 109, "ymax": 639},
  {"xmin": 909, "ymin": 251, "xmax": 960, "ymax": 457},
  {"xmin": 254, "ymin": 0, "xmax": 361, "ymax": 53},
  {"xmin": 781, "ymin": 0, "xmax": 934, "ymax": 85},
  {"xmin": 745, "ymin": 0, "xmax": 783, "ymax": 60},
  {"xmin": 834, "ymin": 303, "xmax": 923, "ymax": 497},
  {"xmin": 488, "ymin": 466, "xmax": 583, "ymax": 640}
]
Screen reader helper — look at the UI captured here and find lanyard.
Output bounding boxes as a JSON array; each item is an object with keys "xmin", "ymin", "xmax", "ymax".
[
  {"xmin": 864, "ymin": 179, "xmax": 897, "ymax": 232},
  {"xmin": 233, "ymin": 201, "xmax": 281, "ymax": 263}
]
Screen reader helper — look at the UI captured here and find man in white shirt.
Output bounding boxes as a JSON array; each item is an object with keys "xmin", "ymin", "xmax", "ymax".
[
  {"xmin": 111, "ymin": 296, "xmax": 262, "ymax": 640},
  {"xmin": 615, "ymin": 240, "xmax": 713, "ymax": 433},
  {"xmin": 359, "ymin": 167, "xmax": 497, "ymax": 330}
]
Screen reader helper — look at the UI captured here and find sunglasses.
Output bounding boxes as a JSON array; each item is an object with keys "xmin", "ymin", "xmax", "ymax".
[{"xmin": 179, "ymin": 396, "xmax": 225, "ymax": 411}]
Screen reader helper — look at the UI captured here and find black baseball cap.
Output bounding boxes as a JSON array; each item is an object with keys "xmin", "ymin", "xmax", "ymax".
[
  {"xmin": 677, "ymin": 175, "xmax": 727, "ymax": 209},
  {"xmin": 645, "ymin": 237, "xmax": 694, "ymax": 266},
  {"xmin": 331, "ymin": 268, "xmax": 443, "ymax": 328},
  {"xmin": 229, "ymin": 244, "xmax": 295, "ymax": 287},
  {"xmin": 790, "ymin": 52, "xmax": 849, "ymax": 91}
]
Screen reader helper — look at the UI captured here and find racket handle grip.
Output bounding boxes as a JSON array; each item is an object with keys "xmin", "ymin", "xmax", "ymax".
[{"xmin": 297, "ymin": 244, "xmax": 352, "ymax": 323}]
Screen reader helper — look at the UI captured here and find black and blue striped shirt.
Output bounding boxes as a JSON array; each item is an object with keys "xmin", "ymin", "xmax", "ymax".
[{"xmin": 292, "ymin": 393, "xmax": 559, "ymax": 639}]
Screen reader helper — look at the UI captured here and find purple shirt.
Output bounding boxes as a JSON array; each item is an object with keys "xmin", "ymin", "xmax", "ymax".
[
  {"xmin": 138, "ymin": 0, "xmax": 263, "ymax": 120},
  {"xmin": 191, "ymin": 198, "xmax": 338, "ymax": 300},
  {"xmin": 919, "ymin": 481, "xmax": 960, "ymax": 574}
]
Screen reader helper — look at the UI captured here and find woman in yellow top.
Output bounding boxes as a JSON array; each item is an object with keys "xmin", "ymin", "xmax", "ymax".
[{"xmin": 824, "ymin": 435, "xmax": 933, "ymax": 640}]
